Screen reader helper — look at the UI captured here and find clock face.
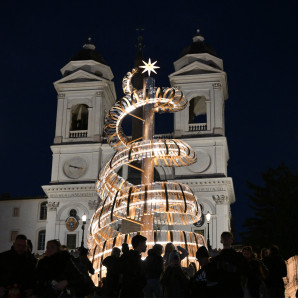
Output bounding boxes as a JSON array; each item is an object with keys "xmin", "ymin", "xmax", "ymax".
[{"xmin": 63, "ymin": 157, "xmax": 88, "ymax": 179}]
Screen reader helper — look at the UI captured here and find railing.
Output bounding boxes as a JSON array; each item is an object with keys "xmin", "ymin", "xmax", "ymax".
[
  {"xmin": 69, "ymin": 130, "xmax": 88, "ymax": 138},
  {"xmin": 188, "ymin": 123, "xmax": 207, "ymax": 132},
  {"xmin": 154, "ymin": 133, "xmax": 173, "ymax": 139}
]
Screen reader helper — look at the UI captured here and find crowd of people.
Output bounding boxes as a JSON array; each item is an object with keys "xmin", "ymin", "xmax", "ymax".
[
  {"xmin": 0, "ymin": 235, "xmax": 94, "ymax": 298},
  {"xmin": 0, "ymin": 232, "xmax": 288, "ymax": 298},
  {"xmin": 101, "ymin": 232, "xmax": 288, "ymax": 298}
]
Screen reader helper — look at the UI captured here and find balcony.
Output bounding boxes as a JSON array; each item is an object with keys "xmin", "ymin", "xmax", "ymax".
[
  {"xmin": 69, "ymin": 130, "xmax": 88, "ymax": 138},
  {"xmin": 188, "ymin": 123, "xmax": 207, "ymax": 132}
]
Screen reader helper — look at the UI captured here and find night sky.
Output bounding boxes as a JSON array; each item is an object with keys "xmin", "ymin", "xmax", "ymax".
[{"xmin": 1, "ymin": 0, "xmax": 297, "ymax": 240}]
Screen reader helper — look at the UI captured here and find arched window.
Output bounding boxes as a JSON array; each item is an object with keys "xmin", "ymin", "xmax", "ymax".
[
  {"xmin": 189, "ymin": 96, "xmax": 207, "ymax": 124},
  {"xmin": 37, "ymin": 230, "xmax": 46, "ymax": 250},
  {"xmin": 40, "ymin": 201, "xmax": 47, "ymax": 220},
  {"xmin": 70, "ymin": 104, "xmax": 89, "ymax": 131}
]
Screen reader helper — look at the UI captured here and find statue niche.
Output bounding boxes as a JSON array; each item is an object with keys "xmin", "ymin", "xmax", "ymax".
[
  {"xmin": 70, "ymin": 104, "xmax": 88, "ymax": 131},
  {"xmin": 189, "ymin": 96, "xmax": 207, "ymax": 124}
]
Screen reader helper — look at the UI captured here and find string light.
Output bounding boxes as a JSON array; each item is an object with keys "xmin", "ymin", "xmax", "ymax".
[{"xmin": 88, "ymin": 65, "xmax": 205, "ymax": 284}]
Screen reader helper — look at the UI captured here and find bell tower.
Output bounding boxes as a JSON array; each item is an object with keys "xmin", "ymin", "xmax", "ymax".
[
  {"xmin": 168, "ymin": 30, "xmax": 236, "ymax": 248},
  {"xmin": 42, "ymin": 38, "xmax": 116, "ymax": 247}
]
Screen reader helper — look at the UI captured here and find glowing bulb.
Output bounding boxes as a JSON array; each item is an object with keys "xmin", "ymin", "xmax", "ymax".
[{"xmin": 206, "ymin": 211, "xmax": 211, "ymax": 222}]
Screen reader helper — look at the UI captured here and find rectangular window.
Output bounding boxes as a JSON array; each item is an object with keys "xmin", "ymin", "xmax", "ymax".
[
  {"xmin": 13, "ymin": 207, "xmax": 20, "ymax": 217},
  {"xmin": 37, "ymin": 230, "xmax": 46, "ymax": 250},
  {"xmin": 10, "ymin": 231, "xmax": 18, "ymax": 242},
  {"xmin": 66, "ymin": 234, "xmax": 76, "ymax": 249}
]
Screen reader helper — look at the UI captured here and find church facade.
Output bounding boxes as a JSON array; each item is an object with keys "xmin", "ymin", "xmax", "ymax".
[{"xmin": 0, "ymin": 31, "xmax": 235, "ymax": 254}]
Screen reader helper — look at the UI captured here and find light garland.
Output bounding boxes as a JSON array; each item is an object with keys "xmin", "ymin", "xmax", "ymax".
[{"xmin": 88, "ymin": 63, "xmax": 205, "ymax": 284}]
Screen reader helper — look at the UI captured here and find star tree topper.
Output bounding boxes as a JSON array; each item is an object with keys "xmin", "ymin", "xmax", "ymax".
[{"xmin": 140, "ymin": 58, "xmax": 160, "ymax": 76}]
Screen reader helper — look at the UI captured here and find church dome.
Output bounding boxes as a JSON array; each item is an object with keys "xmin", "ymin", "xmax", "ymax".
[
  {"xmin": 179, "ymin": 30, "xmax": 217, "ymax": 58},
  {"xmin": 70, "ymin": 37, "xmax": 106, "ymax": 65}
]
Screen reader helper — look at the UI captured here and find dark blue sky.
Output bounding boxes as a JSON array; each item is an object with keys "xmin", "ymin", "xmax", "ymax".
[{"xmin": 1, "ymin": 0, "xmax": 297, "ymax": 240}]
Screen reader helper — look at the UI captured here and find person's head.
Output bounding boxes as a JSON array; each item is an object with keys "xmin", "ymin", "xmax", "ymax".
[
  {"xmin": 220, "ymin": 231, "xmax": 233, "ymax": 249},
  {"xmin": 122, "ymin": 243, "xmax": 129, "ymax": 254},
  {"xmin": 153, "ymin": 244, "xmax": 163, "ymax": 256},
  {"xmin": 242, "ymin": 246, "xmax": 254, "ymax": 259},
  {"xmin": 165, "ymin": 242, "xmax": 175, "ymax": 254},
  {"xmin": 269, "ymin": 245, "xmax": 280, "ymax": 256},
  {"xmin": 260, "ymin": 247, "xmax": 270, "ymax": 259},
  {"xmin": 196, "ymin": 246, "xmax": 209, "ymax": 267},
  {"xmin": 79, "ymin": 247, "xmax": 89, "ymax": 257},
  {"xmin": 111, "ymin": 247, "xmax": 121, "ymax": 258},
  {"xmin": 46, "ymin": 240, "xmax": 61, "ymax": 256},
  {"xmin": 13, "ymin": 234, "xmax": 28, "ymax": 255},
  {"xmin": 131, "ymin": 235, "xmax": 147, "ymax": 253},
  {"xmin": 169, "ymin": 250, "xmax": 181, "ymax": 267}
]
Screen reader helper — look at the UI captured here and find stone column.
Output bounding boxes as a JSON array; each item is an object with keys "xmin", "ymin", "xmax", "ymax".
[
  {"xmin": 45, "ymin": 201, "xmax": 59, "ymax": 243},
  {"xmin": 212, "ymin": 194, "xmax": 230, "ymax": 248}
]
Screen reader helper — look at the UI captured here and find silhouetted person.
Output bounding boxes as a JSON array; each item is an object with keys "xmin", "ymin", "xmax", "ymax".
[
  {"xmin": 75, "ymin": 247, "xmax": 95, "ymax": 276},
  {"xmin": 260, "ymin": 247, "xmax": 270, "ymax": 260},
  {"xmin": 263, "ymin": 245, "xmax": 287, "ymax": 298},
  {"xmin": 163, "ymin": 242, "xmax": 189, "ymax": 267},
  {"xmin": 119, "ymin": 235, "xmax": 147, "ymax": 298},
  {"xmin": 242, "ymin": 246, "xmax": 268, "ymax": 298},
  {"xmin": 161, "ymin": 250, "xmax": 189, "ymax": 298},
  {"xmin": 0, "ymin": 234, "xmax": 36, "ymax": 298},
  {"xmin": 36, "ymin": 239, "xmax": 93, "ymax": 297},
  {"xmin": 121, "ymin": 242, "xmax": 129, "ymax": 255},
  {"xmin": 143, "ymin": 244, "xmax": 164, "ymax": 298},
  {"xmin": 190, "ymin": 246, "xmax": 218, "ymax": 297},
  {"xmin": 102, "ymin": 247, "xmax": 121, "ymax": 297},
  {"xmin": 74, "ymin": 247, "xmax": 95, "ymax": 293},
  {"xmin": 207, "ymin": 231, "xmax": 247, "ymax": 297}
]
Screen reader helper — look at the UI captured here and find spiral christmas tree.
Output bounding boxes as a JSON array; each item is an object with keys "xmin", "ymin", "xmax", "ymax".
[{"xmin": 88, "ymin": 61, "xmax": 206, "ymax": 281}]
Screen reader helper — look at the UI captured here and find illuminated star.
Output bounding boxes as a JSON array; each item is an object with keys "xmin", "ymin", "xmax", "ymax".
[{"xmin": 140, "ymin": 58, "xmax": 160, "ymax": 76}]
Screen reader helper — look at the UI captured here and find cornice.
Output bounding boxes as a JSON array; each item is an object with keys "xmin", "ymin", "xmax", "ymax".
[
  {"xmin": 174, "ymin": 177, "xmax": 235, "ymax": 204},
  {"xmin": 42, "ymin": 184, "xmax": 97, "ymax": 199}
]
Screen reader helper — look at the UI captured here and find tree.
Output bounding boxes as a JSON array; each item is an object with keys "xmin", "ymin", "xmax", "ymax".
[{"xmin": 241, "ymin": 163, "xmax": 298, "ymax": 259}]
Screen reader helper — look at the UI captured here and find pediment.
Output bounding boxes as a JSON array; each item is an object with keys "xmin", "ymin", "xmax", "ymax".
[
  {"xmin": 170, "ymin": 61, "xmax": 223, "ymax": 77},
  {"xmin": 54, "ymin": 69, "xmax": 107, "ymax": 85}
]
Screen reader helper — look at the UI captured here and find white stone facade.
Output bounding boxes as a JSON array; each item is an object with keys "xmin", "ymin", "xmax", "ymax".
[
  {"xmin": 0, "ymin": 197, "xmax": 47, "ymax": 253},
  {"xmin": 0, "ymin": 36, "xmax": 236, "ymax": 253}
]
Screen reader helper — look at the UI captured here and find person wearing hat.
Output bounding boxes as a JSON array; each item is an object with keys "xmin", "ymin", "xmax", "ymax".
[{"xmin": 119, "ymin": 234, "xmax": 147, "ymax": 298}]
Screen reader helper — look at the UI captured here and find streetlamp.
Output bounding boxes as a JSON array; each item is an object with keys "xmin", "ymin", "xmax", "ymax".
[
  {"xmin": 81, "ymin": 214, "xmax": 87, "ymax": 248},
  {"xmin": 206, "ymin": 211, "xmax": 212, "ymax": 250}
]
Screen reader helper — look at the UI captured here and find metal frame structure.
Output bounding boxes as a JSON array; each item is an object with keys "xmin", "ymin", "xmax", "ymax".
[{"xmin": 88, "ymin": 65, "xmax": 205, "ymax": 282}]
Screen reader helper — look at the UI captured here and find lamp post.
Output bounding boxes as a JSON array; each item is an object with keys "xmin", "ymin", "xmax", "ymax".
[
  {"xmin": 81, "ymin": 214, "xmax": 87, "ymax": 248},
  {"xmin": 206, "ymin": 211, "xmax": 212, "ymax": 250}
]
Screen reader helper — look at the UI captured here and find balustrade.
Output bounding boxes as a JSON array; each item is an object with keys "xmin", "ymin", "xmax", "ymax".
[
  {"xmin": 69, "ymin": 130, "xmax": 88, "ymax": 138},
  {"xmin": 189, "ymin": 123, "xmax": 207, "ymax": 131}
]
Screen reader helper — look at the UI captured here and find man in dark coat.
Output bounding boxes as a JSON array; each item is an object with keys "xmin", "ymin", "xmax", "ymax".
[
  {"xmin": 207, "ymin": 231, "xmax": 247, "ymax": 298},
  {"xmin": 263, "ymin": 245, "xmax": 287, "ymax": 298},
  {"xmin": 102, "ymin": 247, "xmax": 121, "ymax": 297},
  {"xmin": 119, "ymin": 234, "xmax": 147, "ymax": 298},
  {"xmin": 143, "ymin": 244, "xmax": 164, "ymax": 298},
  {"xmin": 36, "ymin": 239, "xmax": 94, "ymax": 297},
  {"xmin": 0, "ymin": 234, "xmax": 37, "ymax": 298},
  {"xmin": 190, "ymin": 246, "xmax": 219, "ymax": 298}
]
